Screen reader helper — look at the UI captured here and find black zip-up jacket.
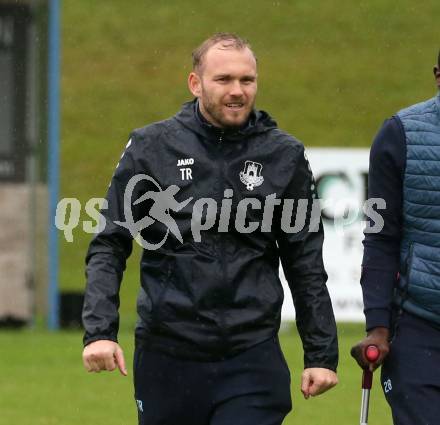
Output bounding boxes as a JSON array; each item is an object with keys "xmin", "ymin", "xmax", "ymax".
[{"xmin": 83, "ymin": 100, "xmax": 338, "ymax": 371}]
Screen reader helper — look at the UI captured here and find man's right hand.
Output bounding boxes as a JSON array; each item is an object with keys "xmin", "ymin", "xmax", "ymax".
[
  {"xmin": 82, "ymin": 340, "xmax": 128, "ymax": 376},
  {"xmin": 350, "ymin": 327, "xmax": 390, "ymax": 371}
]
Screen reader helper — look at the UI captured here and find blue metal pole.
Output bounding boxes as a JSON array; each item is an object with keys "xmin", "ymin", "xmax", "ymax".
[{"xmin": 47, "ymin": 0, "xmax": 60, "ymax": 330}]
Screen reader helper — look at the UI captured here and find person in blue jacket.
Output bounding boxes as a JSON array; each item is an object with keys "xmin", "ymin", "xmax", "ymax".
[{"xmin": 351, "ymin": 50, "xmax": 440, "ymax": 424}]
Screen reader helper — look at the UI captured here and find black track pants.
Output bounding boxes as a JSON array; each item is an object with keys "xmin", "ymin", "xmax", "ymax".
[
  {"xmin": 133, "ymin": 336, "xmax": 292, "ymax": 425},
  {"xmin": 381, "ymin": 312, "xmax": 440, "ymax": 425}
]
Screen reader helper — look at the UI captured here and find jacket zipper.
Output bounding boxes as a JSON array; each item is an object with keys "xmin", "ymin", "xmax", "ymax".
[{"xmin": 217, "ymin": 132, "xmax": 229, "ymax": 352}]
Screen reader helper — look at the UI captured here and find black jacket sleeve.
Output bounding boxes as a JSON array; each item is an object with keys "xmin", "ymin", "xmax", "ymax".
[
  {"xmin": 277, "ymin": 145, "xmax": 338, "ymax": 372},
  {"xmin": 361, "ymin": 117, "xmax": 406, "ymax": 330},
  {"xmin": 82, "ymin": 133, "xmax": 143, "ymax": 346}
]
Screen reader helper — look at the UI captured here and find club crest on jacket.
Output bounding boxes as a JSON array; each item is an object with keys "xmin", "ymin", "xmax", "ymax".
[{"xmin": 240, "ymin": 160, "xmax": 264, "ymax": 191}]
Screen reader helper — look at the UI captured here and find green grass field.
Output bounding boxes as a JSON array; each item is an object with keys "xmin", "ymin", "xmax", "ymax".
[{"xmin": 0, "ymin": 322, "xmax": 391, "ymax": 425}]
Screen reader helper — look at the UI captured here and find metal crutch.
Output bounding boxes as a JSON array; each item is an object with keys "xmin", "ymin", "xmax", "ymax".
[{"xmin": 360, "ymin": 345, "xmax": 380, "ymax": 425}]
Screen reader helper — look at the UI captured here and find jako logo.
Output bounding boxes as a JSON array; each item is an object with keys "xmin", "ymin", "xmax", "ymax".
[{"xmin": 177, "ymin": 158, "xmax": 194, "ymax": 166}]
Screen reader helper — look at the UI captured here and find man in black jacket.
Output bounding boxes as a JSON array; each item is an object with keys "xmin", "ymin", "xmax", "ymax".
[{"xmin": 82, "ymin": 33, "xmax": 338, "ymax": 425}]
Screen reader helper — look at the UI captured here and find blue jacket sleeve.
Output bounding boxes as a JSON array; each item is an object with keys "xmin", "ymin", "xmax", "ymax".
[{"xmin": 361, "ymin": 117, "xmax": 406, "ymax": 330}]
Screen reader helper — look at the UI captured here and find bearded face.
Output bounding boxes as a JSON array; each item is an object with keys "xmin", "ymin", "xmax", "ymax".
[{"xmin": 189, "ymin": 45, "xmax": 257, "ymax": 129}]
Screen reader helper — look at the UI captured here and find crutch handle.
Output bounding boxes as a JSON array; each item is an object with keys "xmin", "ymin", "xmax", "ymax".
[
  {"xmin": 362, "ymin": 346, "xmax": 380, "ymax": 390},
  {"xmin": 365, "ymin": 345, "xmax": 379, "ymax": 363}
]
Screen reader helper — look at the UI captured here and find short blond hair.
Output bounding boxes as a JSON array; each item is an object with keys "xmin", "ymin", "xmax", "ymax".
[{"xmin": 192, "ymin": 33, "xmax": 256, "ymax": 73}]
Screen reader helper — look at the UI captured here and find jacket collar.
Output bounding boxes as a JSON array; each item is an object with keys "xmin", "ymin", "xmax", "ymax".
[{"xmin": 174, "ymin": 99, "xmax": 277, "ymax": 141}]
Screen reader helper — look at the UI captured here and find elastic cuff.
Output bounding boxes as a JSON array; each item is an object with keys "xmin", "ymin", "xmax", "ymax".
[
  {"xmin": 365, "ymin": 308, "xmax": 391, "ymax": 331},
  {"xmin": 83, "ymin": 335, "xmax": 118, "ymax": 347},
  {"xmin": 304, "ymin": 363, "xmax": 337, "ymax": 372}
]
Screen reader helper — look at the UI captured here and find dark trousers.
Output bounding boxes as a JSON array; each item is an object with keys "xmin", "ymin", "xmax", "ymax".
[
  {"xmin": 381, "ymin": 311, "xmax": 440, "ymax": 425},
  {"xmin": 133, "ymin": 336, "xmax": 292, "ymax": 425}
]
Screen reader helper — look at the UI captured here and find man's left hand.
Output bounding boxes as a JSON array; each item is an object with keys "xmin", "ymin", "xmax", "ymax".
[{"xmin": 301, "ymin": 368, "xmax": 338, "ymax": 399}]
